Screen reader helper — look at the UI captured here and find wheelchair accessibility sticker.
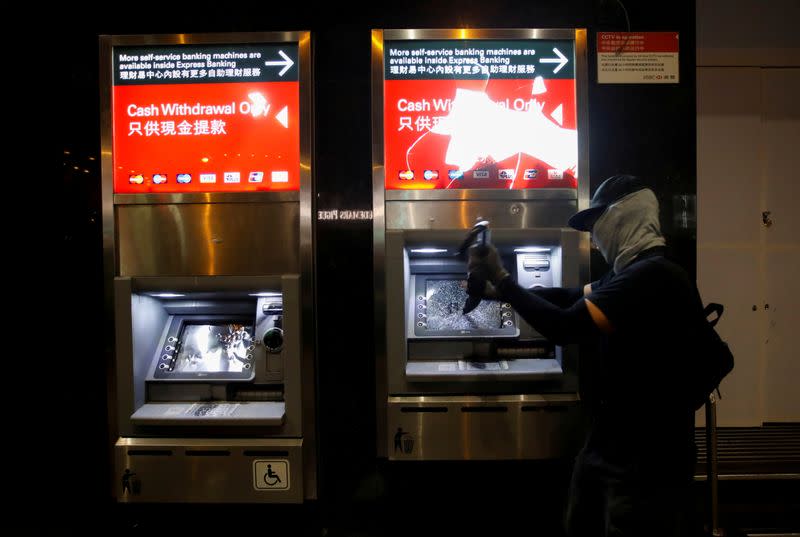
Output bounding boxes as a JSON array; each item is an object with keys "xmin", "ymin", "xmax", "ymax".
[{"xmin": 253, "ymin": 460, "xmax": 290, "ymax": 490}]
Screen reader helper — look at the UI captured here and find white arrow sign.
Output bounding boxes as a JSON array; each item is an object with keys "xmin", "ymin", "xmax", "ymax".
[
  {"xmin": 264, "ymin": 50, "xmax": 294, "ymax": 77},
  {"xmin": 539, "ymin": 48, "xmax": 568, "ymax": 74}
]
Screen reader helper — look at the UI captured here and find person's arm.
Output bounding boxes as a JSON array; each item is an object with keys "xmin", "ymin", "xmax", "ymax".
[
  {"xmin": 497, "ymin": 277, "xmax": 599, "ymax": 345},
  {"xmin": 529, "ymin": 286, "xmax": 584, "ymax": 308}
]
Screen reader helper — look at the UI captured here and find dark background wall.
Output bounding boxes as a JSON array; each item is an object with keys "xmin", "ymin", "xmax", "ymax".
[{"xmin": 56, "ymin": 0, "xmax": 696, "ymax": 533}]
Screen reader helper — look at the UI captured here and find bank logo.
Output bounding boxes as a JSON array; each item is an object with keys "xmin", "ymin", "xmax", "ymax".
[
  {"xmin": 248, "ymin": 171, "xmax": 264, "ymax": 183},
  {"xmin": 524, "ymin": 168, "xmax": 538, "ymax": 180}
]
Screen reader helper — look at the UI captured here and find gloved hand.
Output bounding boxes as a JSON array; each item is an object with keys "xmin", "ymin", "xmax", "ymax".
[{"xmin": 467, "ymin": 243, "xmax": 510, "ymax": 285}]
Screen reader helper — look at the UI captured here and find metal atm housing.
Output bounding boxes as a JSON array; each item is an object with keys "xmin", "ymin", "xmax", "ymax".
[
  {"xmin": 101, "ymin": 32, "xmax": 315, "ymax": 502},
  {"xmin": 373, "ymin": 29, "xmax": 590, "ymax": 460}
]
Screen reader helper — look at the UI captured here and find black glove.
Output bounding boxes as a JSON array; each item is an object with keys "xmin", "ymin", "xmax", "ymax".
[{"xmin": 467, "ymin": 243, "xmax": 510, "ymax": 285}]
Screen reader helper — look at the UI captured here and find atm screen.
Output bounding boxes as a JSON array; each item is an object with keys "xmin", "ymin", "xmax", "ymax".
[
  {"xmin": 425, "ymin": 279, "xmax": 503, "ymax": 331},
  {"xmin": 173, "ymin": 322, "xmax": 255, "ymax": 373}
]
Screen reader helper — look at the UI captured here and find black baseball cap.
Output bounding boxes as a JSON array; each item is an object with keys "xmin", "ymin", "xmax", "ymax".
[{"xmin": 567, "ymin": 174, "xmax": 649, "ymax": 231}]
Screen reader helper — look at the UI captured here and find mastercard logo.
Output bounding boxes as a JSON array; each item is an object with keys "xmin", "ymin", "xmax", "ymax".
[
  {"xmin": 398, "ymin": 170, "xmax": 414, "ymax": 180},
  {"xmin": 128, "ymin": 174, "xmax": 144, "ymax": 185}
]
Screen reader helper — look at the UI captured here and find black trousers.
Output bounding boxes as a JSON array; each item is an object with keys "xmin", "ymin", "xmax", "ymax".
[{"xmin": 565, "ymin": 445, "xmax": 695, "ymax": 537}]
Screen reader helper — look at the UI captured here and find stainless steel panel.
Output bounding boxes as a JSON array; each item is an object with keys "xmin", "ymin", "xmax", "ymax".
[
  {"xmin": 383, "ymin": 29, "xmax": 580, "ymax": 41},
  {"xmin": 387, "ymin": 395, "xmax": 583, "ymax": 460},
  {"xmin": 386, "ymin": 200, "xmax": 577, "ymax": 230},
  {"xmin": 115, "ymin": 437, "xmax": 304, "ymax": 503},
  {"xmin": 372, "ymin": 29, "xmax": 389, "ymax": 456},
  {"xmin": 386, "ymin": 189, "xmax": 577, "ymax": 202},
  {"xmin": 115, "ymin": 192, "xmax": 299, "ymax": 205},
  {"xmin": 108, "ymin": 32, "xmax": 310, "ymax": 46},
  {"xmin": 297, "ymin": 31, "xmax": 317, "ymax": 500},
  {"xmin": 117, "ymin": 202, "xmax": 299, "ymax": 276}
]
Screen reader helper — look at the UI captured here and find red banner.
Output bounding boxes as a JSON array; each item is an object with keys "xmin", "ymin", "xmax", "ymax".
[{"xmin": 113, "ymin": 81, "xmax": 299, "ymax": 193}]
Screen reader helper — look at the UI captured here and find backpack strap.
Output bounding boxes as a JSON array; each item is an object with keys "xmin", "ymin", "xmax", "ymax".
[{"xmin": 704, "ymin": 303, "xmax": 724, "ymax": 327}]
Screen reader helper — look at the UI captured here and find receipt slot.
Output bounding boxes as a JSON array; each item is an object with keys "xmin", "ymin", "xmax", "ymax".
[
  {"xmin": 372, "ymin": 28, "xmax": 590, "ymax": 460},
  {"xmin": 101, "ymin": 32, "xmax": 315, "ymax": 502}
]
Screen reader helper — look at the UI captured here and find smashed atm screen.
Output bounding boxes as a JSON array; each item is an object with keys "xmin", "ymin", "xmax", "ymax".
[
  {"xmin": 112, "ymin": 43, "xmax": 299, "ymax": 193},
  {"xmin": 384, "ymin": 39, "xmax": 578, "ymax": 190},
  {"xmin": 173, "ymin": 322, "xmax": 255, "ymax": 373},
  {"xmin": 425, "ymin": 280, "xmax": 503, "ymax": 331}
]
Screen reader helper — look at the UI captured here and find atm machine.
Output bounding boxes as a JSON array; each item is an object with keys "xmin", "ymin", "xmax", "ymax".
[
  {"xmin": 100, "ymin": 32, "xmax": 315, "ymax": 501},
  {"xmin": 372, "ymin": 29, "xmax": 590, "ymax": 459}
]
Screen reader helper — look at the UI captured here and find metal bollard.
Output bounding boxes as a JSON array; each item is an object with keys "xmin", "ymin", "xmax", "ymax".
[{"xmin": 705, "ymin": 392, "xmax": 723, "ymax": 536}]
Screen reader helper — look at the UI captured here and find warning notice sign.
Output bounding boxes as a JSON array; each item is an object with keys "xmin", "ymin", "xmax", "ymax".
[{"xmin": 597, "ymin": 32, "xmax": 679, "ymax": 84}]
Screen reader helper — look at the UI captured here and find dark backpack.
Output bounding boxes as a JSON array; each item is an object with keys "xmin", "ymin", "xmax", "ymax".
[{"xmin": 687, "ymin": 303, "xmax": 735, "ymax": 411}]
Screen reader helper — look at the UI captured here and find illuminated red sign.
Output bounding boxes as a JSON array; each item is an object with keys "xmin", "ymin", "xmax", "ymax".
[
  {"xmin": 384, "ymin": 40, "xmax": 578, "ymax": 190},
  {"xmin": 112, "ymin": 44, "xmax": 299, "ymax": 193}
]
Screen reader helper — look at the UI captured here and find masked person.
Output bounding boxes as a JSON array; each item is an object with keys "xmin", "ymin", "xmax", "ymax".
[{"xmin": 468, "ymin": 175, "xmax": 700, "ymax": 537}]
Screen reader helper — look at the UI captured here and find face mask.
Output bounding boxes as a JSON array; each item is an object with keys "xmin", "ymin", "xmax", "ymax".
[{"xmin": 589, "ymin": 189, "xmax": 666, "ymax": 272}]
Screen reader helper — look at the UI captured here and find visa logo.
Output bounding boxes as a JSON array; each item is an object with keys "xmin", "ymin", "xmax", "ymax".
[
  {"xmin": 473, "ymin": 169, "xmax": 489, "ymax": 179},
  {"xmin": 199, "ymin": 173, "xmax": 216, "ymax": 184}
]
